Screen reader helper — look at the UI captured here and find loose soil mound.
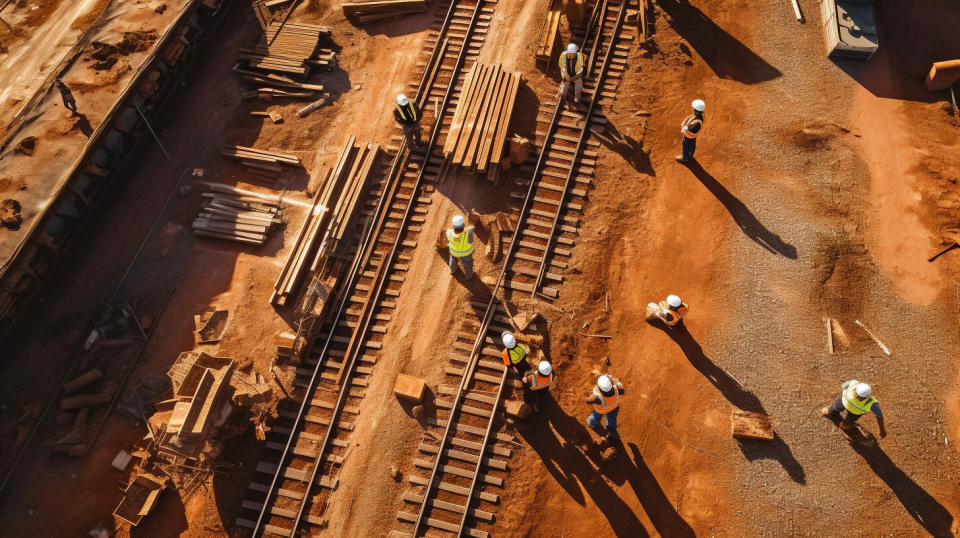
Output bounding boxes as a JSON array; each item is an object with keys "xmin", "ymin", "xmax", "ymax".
[
  {"xmin": 88, "ymin": 30, "xmax": 158, "ymax": 70},
  {"xmin": 0, "ymin": 199, "xmax": 23, "ymax": 230}
]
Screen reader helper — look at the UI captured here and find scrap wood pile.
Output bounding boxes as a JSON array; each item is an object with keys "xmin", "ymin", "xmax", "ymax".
[
  {"xmin": 221, "ymin": 144, "xmax": 302, "ymax": 184},
  {"xmin": 271, "ymin": 136, "xmax": 380, "ymax": 306},
  {"xmin": 236, "ymin": 20, "xmax": 335, "ymax": 99},
  {"xmin": 342, "ymin": 0, "xmax": 426, "ymax": 23},
  {"xmin": 442, "ymin": 63, "xmax": 521, "ymax": 177},
  {"xmin": 193, "ymin": 181, "xmax": 283, "ymax": 246}
]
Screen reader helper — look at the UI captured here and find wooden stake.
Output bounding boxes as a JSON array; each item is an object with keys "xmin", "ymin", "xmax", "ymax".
[
  {"xmin": 578, "ymin": 332, "xmax": 611, "ymax": 339},
  {"xmin": 826, "ymin": 317, "xmax": 834, "ymax": 354},
  {"xmin": 790, "ymin": 0, "xmax": 803, "ymax": 21},
  {"xmin": 854, "ymin": 320, "xmax": 891, "ymax": 356},
  {"xmin": 604, "ymin": 292, "xmax": 609, "ymax": 313}
]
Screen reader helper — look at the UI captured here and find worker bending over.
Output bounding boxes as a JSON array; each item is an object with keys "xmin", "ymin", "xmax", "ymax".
[
  {"xmin": 586, "ymin": 374, "xmax": 623, "ymax": 441},
  {"xmin": 394, "ymin": 94, "xmax": 423, "ymax": 149},
  {"xmin": 522, "ymin": 360, "xmax": 553, "ymax": 412},
  {"xmin": 677, "ymin": 99, "xmax": 705, "ymax": 162},
  {"xmin": 557, "ymin": 43, "xmax": 586, "ymax": 105},
  {"xmin": 446, "ymin": 215, "xmax": 474, "ymax": 279},
  {"xmin": 822, "ymin": 380, "xmax": 887, "ymax": 438},
  {"xmin": 647, "ymin": 294, "xmax": 688, "ymax": 329},
  {"xmin": 501, "ymin": 331, "xmax": 531, "ymax": 376}
]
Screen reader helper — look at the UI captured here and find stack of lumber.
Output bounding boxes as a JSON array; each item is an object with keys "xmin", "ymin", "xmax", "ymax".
[
  {"xmin": 271, "ymin": 137, "xmax": 380, "ymax": 306},
  {"xmin": 221, "ymin": 145, "xmax": 301, "ymax": 184},
  {"xmin": 442, "ymin": 63, "xmax": 521, "ymax": 175},
  {"xmin": 342, "ymin": 0, "xmax": 426, "ymax": 23},
  {"xmin": 238, "ymin": 21, "xmax": 334, "ymax": 80},
  {"xmin": 192, "ymin": 182, "xmax": 283, "ymax": 246},
  {"xmin": 535, "ymin": 0, "xmax": 562, "ymax": 67}
]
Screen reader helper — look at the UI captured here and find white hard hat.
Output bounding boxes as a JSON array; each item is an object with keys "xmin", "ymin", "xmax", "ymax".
[
  {"xmin": 452, "ymin": 215, "xmax": 465, "ymax": 228},
  {"xmin": 855, "ymin": 383, "xmax": 872, "ymax": 398},
  {"xmin": 692, "ymin": 99, "xmax": 705, "ymax": 112},
  {"xmin": 667, "ymin": 295, "xmax": 682, "ymax": 308},
  {"xmin": 538, "ymin": 361, "xmax": 552, "ymax": 376},
  {"xmin": 397, "ymin": 94, "xmax": 409, "ymax": 106},
  {"xmin": 501, "ymin": 331, "xmax": 516, "ymax": 349},
  {"xmin": 597, "ymin": 375, "xmax": 613, "ymax": 392},
  {"xmin": 566, "ymin": 43, "xmax": 578, "ymax": 54}
]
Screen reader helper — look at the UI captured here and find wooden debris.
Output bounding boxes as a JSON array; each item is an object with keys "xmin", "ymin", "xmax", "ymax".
[
  {"xmin": 114, "ymin": 473, "xmax": 168, "ymax": 526},
  {"xmin": 270, "ymin": 137, "xmax": 380, "ymax": 306},
  {"xmin": 535, "ymin": 0, "xmax": 562, "ymax": 68},
  {"xmin": 442, "ymin": 63, "xmax": 521, "ymax": 176},
  {"xmin": 237, "ymin": 21, "xmax": 333, "ymax": 84},
  {"xmin": 790, "ymin": 0, "xmax": 804, "ymax": 22},
  {"xmin": 731, "ymin": 410, "xmax": 774, "ymax": 441},
  {"xmin": 296, "ymin": 92, "xmax": 333, "ymax": 117},
  {"xmin": 826, "ymin": 317, "xmax": 834, "ymax": 354},
  {"xmin": 342, "ymin": 0, "xmax": 426, "ymax": 23},
  {"xmin": 578, "ymin": 332, "xmax": 612, "ymax": 339},
  {"xmin": 251, "ymin": 110, "xmax": 283, "ymax": 123},
  {"xmin": 854, "ymin": 320, "xmax": 891, "ymax": 356},
  {"xmin": 192, "ymin": 183, "xmax": 283, "ymax": 246}
]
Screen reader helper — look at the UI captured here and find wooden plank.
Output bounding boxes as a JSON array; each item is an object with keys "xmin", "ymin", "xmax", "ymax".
[
  {"xmin": 452, "ymin": 65, "xmax": 495, "ymax": 164},
  {"xmin": 483, "ymin": 72, "xmax": 519, "ymax": 173},
  {"xmin": 444, "ymin": 63, "xmax": 482, "ymax": 156},
  {"xmin": 401, "ymin": 492, "xmax": 494, "ymax": 521},
  {"xmin": 463, "ymin": 66, "xmax": 505, "ymax": 169}
]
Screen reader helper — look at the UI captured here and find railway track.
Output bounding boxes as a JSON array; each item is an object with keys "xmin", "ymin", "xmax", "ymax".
[
  {"xmin": 393, "ymin": 2, "xmax": 634, "ymax": 537},
  {"xmin": 234, "ymin": 1, "xmax": 496, "ymax": 536}
]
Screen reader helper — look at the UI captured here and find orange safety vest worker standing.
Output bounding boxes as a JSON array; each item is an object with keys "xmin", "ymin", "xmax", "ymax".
[
  {"xmin": 522, "ymin": 360, "xmax": 554, "ymax": 411},
  {"xmin": 677, "ymin": 99, "xmax": 705, "ymax": 163},
  {"xmin": 557, "ymin": 43, "xmax": 586, "ymax": 104},
  {"xmin": 586, "ymin": 374, "xmax": 623, "ymax": 440}
]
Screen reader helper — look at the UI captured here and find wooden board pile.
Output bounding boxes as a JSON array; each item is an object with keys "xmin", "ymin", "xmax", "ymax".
[
  {"xmin": 535, "ymin": 0, "xmax": 562, "ymax": 68},
  {"xmin": 192, "ymin": 182, "xmax": 283, "ymax": 246},
  {"xmin": 442, "ymin": 63, "xmax": 520, "ymax": 175},
  {"xmin": 271, "ymin": 137, "xmax": 380, "ymax": 306},
  {"xmin": 342, "ymin": 0, "xmax": 426, "ymax": 23},
  {"xmin": 237, "ymin": 20, "xmax": 335, "ymax": 95},
  {"xmin": 220, "ymin": 145, "xmax": 302, "ymax": 184}
]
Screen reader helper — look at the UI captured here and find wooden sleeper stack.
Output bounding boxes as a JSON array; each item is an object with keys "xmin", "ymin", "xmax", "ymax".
[
  {"xmin": 192, "ymin": 182, "xmax": 283, "ymax": 246},
  {"xmin": 342, "ymin": 0, "xmax": 427, "ymax": 23},
  {"xmin": 221, "ymin": 145, "xmax": 302, "ymax": 184}
]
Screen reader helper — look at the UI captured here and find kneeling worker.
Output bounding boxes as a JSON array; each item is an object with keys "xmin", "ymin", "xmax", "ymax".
[
  {"xmin": 522, "ymin": 360, "xmax": 553, "ymax": 412},
  {"xmin": 647, "ymin": 294, "xmax": 688, "ymax": 328}
]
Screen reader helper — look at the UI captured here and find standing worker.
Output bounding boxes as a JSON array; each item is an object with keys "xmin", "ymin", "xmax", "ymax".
[
  {"xmin": 394, "ymin": 94, "xmax": 423, "ymax": 149},
  {"xmin": 647, "ymin": 294, "xmax": 688, "ymax": 329},
  {"xmin": 586, "ymin": 374, "xmax": 623, "ymax": 441},
  {"xmin": 557, "ymin": 43, "xmax": 586, "ymax": 105},
  {"xmin": 522, "ymin": 360, "xmax": 553, "ymax": 412},
  {"xmin": 501, "ymin": 331, "xmax": 531, "ymax": 376},
  {"xmin": 446, "ymin": 215, "xmax": 474, "ymax": 279},
  {"xmin": 676, "ymin": 99, "xmax": 705, "ymax": 163},
  {"xmin": 56, "ymin": 79, "xmax": 78, "ymax": 116},
  {"xmin": 822, "ymin": 380, "xmax": 887, "ymax": 438}
]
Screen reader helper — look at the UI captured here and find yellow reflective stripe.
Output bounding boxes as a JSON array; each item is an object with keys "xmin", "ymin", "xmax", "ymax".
[
  {"xmin": 395, "ymin": 103, "xmax": 417, "ymax": 122},
  {"xmin": 447, "ymin": 229, "xmax": 473, "ymax": 257},
  {"xmin": 530, "ymin": 373, "xmax": 552, "ymax": 390},
  {"xmin": 507, "ymin": 346, "xmax": 526, "ymax": 364},
  {"xmin": 558, "ymin": 52, "xmax": 584, "ymax": 74},
  {"xmin": 842, "ymin": 387, "xmax": 876, "ymax": 415}
]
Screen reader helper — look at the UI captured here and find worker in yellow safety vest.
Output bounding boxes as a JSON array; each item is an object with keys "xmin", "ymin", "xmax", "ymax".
[
  {"xmin": 394, "ymin": 93, "xmax": 423, "ymax": 149},
  {"xmin": 586, "ymin": 374, "xmax": 623, "ymax": 441},
  {"xmin": 446, "ymin": 215, "xmax": 475, "ymax": 279},
  {"xmin": 821, "ymin": 380, "xmax": 887, "ymax": 438},
  {"xmin": 676, "ymin": 99, "xmax": 705, "ymax": 163},
  {"xmin": 522, "ymin": 360, "xmax": 554, "ymax": 412},
  {"xmin": 501, "ymin": 331, "xmax": 531, "ymax": 376},
  {"xmin": 557, "ymin": 43, "xmax": 586, "ymax": 105}
]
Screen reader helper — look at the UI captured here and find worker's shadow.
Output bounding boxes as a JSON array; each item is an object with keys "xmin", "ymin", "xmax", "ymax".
[
  {"xmin": 665, "ymin": 324, "xmax": 806, "ymax": 484},
  {"xmin": 686, "ymin": 161, "xmax": 797, "ymax": 259},
  {"xmin": 851, "ymin": 442, "xmax": 954, "ymax": 536},
  {"xmin": 592, "ymin": 120, "xmax": 655, "ymax": 176},
  {"xmin": 657, "ymin": 0, "xmax": 782, "ymax": 84},
  {"xmin": 518, "ymin": 398, "xmax": 654, "ymax": 537}
]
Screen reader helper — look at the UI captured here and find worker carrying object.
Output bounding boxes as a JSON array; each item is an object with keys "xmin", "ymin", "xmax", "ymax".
[
  {"xmin": 557, "ymin": 43, "xmax": 586, "ymax": 105},
  {"xmin": 587, "ymin": 375, "xmax": 623, "ymax": 440},
  {"xmin": 394, "ymin": 94, "xmax": 423, "ymax": 149},
  {"xmin": 646, "ymin": 294, "xmax": 688, "ymax": 328},
  {"xmin": 821, "ymin": 380, "xmax": 887, "ymax": 438},
  {"xmin": 522, "ymin": 360, "xmax": 553, "ymax": 411},
  {"xmin": 501, "ymin": 331, "xmax": 531, "ymax": 376},
  {"xmin": 446, "ymin": 215, "xmax": 475, "ymax": 279},
  {"xmin": 676, "ymin": 99, "xmax": 705, "ymax": 163}
]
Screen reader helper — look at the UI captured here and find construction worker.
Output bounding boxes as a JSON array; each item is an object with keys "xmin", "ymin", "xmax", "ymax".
[
  {"xmin": 557, "ymin": 43, "xmax": 586, "ymax": 105},
  {"xmin": 522, "ymin": 360, "xmax": 553, "ymax": 411},
  {"xmin": 501, "ymin": 331, "xmax": 531, "ymax": 376},
  {"xmin": 394, "ymin": 94, "xmax": 423, "ymax": 149},
  {"xmin": 446, "ymin": 215, "xmax": 474, "ymax": 279},
  {"xmin": 648, "ymin": 294, "xmax": 688, "ymax": 328},
  {"xmin": 822, "ymin": 380, "xmax": 887, "ymax": 438},
  {"xmin": 676, "ymin": 99, "xmax": 705, "ymax": 162},
  {"xmin": 586, "ymin": 374, "xmax": 623, "ymax": 440}
]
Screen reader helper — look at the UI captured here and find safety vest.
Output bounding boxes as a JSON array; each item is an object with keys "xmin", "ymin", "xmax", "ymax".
[
  {"xmin": 529, "ymin": 372, "xmax": 553, "ymax": 390},
  {"xmin": 446, "ymin": 227, "xmax": 473, "ymax": 257},
  {"xmin": 681, "ymin": 114, "xmax": 703, "ymax": 139},
  {"xmin": 592, "ymin": 387, "xmax": 620, "ymax": 414},
  {"xmin": 559, "ymin": 52, "xmax": 585, "ymax": 76},
  {"xmin": 502, "ymin": 345, "xmax": 527, "ymax": 366},
  {"xmin": 660, "ymin": 302, "xmax": 688, "ymax": 326},
  {"xmin": 841, "ymin": 382, "xmax": 878, "ymax": 415},
  {"xmin": 395, "ymin": 102, "xmax": 418, "ymax": 123}
]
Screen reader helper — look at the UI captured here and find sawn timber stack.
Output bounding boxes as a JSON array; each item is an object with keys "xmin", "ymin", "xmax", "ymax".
[
  {"xmin": 342, "ymin": 0, "xmax": 427, "ymax": 23},
  {"xmin": 192, "ymin": 182, "xmax": 283, "ymax": 246}
]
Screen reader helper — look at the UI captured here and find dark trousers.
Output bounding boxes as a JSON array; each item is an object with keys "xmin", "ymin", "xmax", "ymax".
[
  {"xmin": 828, "ymin": 397, "xmax": 862, "ymax": 424},
  {"xmin": 402, "ymin": 123, "xmax": 422, "ymax": 148},
  {"xmin": 509, "ymin": 360, "xmax": 531, "ymax": 377},
  {"xmin": 523, "ymin": 386, "xmax": 549, "ymax": 407},
  {"xmin": 681, "ymin": 135, "xmax": 697, "ymax": 160}
]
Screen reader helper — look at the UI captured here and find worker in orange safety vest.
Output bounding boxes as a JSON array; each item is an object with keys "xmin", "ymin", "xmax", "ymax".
[
  {"xmin": 676, "ymin": 99, "xmax": 705, "ymax": 163},
  {"xmin": 522, "ymin": 360, "xmax": 554, "ymax": 411},
  {"xmin": 586, "ymin": 374, "xmax": 623, "ymax": 440}
]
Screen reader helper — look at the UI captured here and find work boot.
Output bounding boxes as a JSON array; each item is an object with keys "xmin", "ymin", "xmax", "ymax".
[
  {"xmin": 675, "ymin": 155, "xmax": 688, "ymax": 162},
  {"xmin": 820, "ymin": 407, "xmax": 830, "ymax": 417}
]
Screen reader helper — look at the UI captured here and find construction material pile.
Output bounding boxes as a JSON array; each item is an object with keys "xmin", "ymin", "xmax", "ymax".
[
  {"xmin": 535, "ymin": 0, "xmax": 562, "ymax": 68},
  {"xmin": 235, "ymin": 20, "xmax": 334, "ymax": 100},
  {"xmin": 192, "ymin": 182, "xmax": 283, "ymax": 246},
  {"xmin": 443, "ymin": 63, "xmax": 521, "ymax": 176},
  {"xmin": 271, "ymin": 136, "xmax": 380, "ymax": 306},
  {"xmin": 342, "ymin": 0, "xmax": 426, "ymax": 23},
  {"xmin": 221, "ymin": 144, "xmax": 302, "ymax": 184}
]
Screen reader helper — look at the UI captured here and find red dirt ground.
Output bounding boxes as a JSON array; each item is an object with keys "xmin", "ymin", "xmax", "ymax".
[{"xmin": 0, "ymin": 0, "xmax": 959, "ymax": 537}]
